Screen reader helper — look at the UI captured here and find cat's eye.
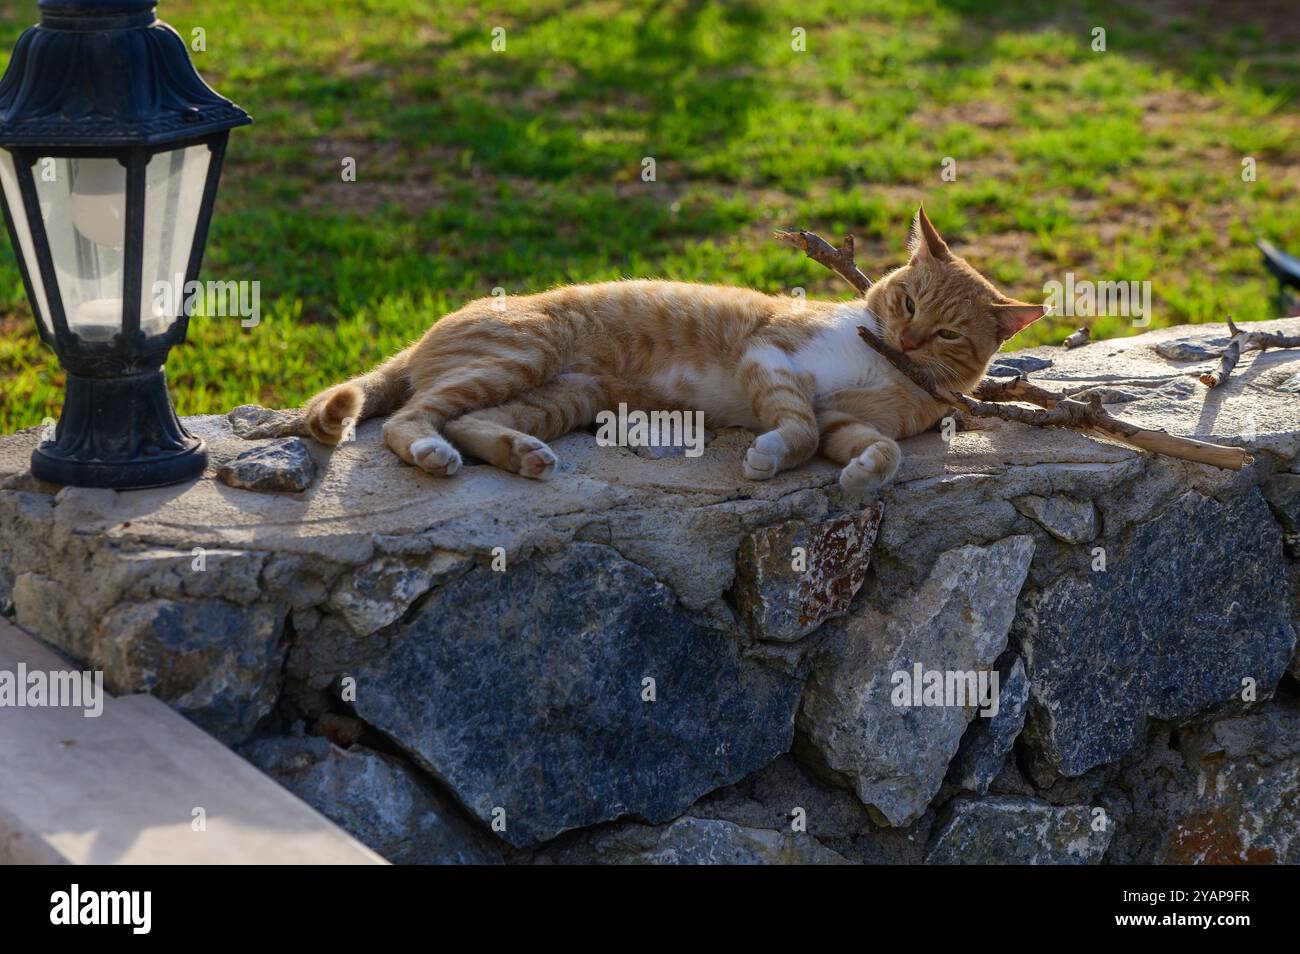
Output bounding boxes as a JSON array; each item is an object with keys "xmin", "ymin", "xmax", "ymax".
[
  {"xmin": 936, "ymin": 329, "xmax": 961, "ymax": 340},
  {"xmin": 904, "ymin": 295, "xmax": 915, "ymax": 316}
]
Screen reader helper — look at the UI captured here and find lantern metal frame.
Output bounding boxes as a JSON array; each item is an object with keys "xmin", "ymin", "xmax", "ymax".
[{"xmin": 0, "ymin": 0, "xmax": 250, "ymax": 489}]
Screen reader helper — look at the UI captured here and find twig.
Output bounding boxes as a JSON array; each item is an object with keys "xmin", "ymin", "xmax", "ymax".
[
  {"xmin": 1062, "ymin": 327, "xmax": 1091, "ymax": 349},
  {"xmin": 1200, "ymin": 316, "xmax": 1300, "ymax": 389},
  {"xmin": 856, "ymin": 325, "xmax": 1248, "ymax": 471},
  {"xmin": 774, "ymin": 230, "xmax": 872, "ymax": 294}
]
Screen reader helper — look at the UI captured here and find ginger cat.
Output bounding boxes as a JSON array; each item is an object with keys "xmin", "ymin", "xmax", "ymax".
[{"xmin": 302, "ymin": 206, "xmax": 1043, "ymax": 497}]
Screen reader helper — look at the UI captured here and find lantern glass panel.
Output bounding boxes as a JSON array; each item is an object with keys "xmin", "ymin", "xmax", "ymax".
[
  {"xmin": 141, "ymin": 143, "xmax": 211, "ymax": 331},
  {"xmin": 35, "ymin": 155, "xmax": 129, "ymax": 342},
  {"xmin": 0, "ymin": 148, "xmax": 52, "ymax": 337}
]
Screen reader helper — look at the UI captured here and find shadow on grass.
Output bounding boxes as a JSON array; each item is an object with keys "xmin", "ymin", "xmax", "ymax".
[{"xmin": 932, "ymin": 0, "xmax": 1300, "ymax": 92}]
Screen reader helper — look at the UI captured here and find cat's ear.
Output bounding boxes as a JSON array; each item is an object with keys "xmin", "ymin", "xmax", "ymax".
[
  {"xmin": 991, "ymin": 300, "xmax": 1046, "ymax": 342},
  {"xmin": 909, "ymin": 203, "xmax": 952, "ymax": 263}
]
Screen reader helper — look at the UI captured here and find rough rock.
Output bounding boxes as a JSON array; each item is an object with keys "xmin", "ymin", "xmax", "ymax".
[
  {"xmin": 345, "ymin": 543, "xmax": 802, "ymax": 848},
  {"xmin": 1016, "ymin": 489, "xmax": 1295, "ymax": 779},
  {"xmin": 990, "ymin": 354, "xmax": 1052, "ymax": 375},
  {"xmin": 926, "ymin": 796, "xmax": 1111, "ymax": 864},
  {"xmin": 226, "ymin": 404, "xmax": 306, "ymax": 440},
  {"xmin": 217, "ymin": 438, "xmax": 317, "ymax": 493},
  {"xmin": 1157, "ymin": 703, "xmax": 1300, "ymax": 864},
  {"xmin": 688, "ymin": 754, "xmax": 931, "ymax": 863},
  {"xmin": 538, "ymin": 814, "xmax": 849, "ymax": 865},
  {"xmin": 1, "ymin": 318, "xmax": 1298, "ymax": 864},
  {"xmin": 240, "ymin": 731, "xmax": 502, "ymax": 864},
  {"xmin": 12, "ymin": 583, "xmax": 285, "ymax": 744},
  {"xmin": 327, "ymin": 549, "xmax": 471, "ymax": 635},
  {"xmin": 1105, "ymin": 696, "xmax": 1300, "ymax": 864},
  {"xmin": 576, "ymin": 478, "xmax": 832, "ymax": 620},
  {"xmin": 1012, "ymin": 494, "xmax": 1098, "ymax": 544},
  {"xmin": 798, "ymin": 535, "xmax": 1035, "ymax": 826},
  {"xmin": 948, "ymin": 654, "xmax": 1030, "ymax": 795},
  {"xmin": 1264, "ymin": 470, "xmax": 1300, "ymax": 534},
  {"xmin": 731, "ymin": 506, "xmax": 882, "ymax": 642}
]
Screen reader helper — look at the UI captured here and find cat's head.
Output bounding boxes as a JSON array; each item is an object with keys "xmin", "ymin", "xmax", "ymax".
[{"xmin": 864, "ymin": 206, "xmax": 1045, "ymax": 392}]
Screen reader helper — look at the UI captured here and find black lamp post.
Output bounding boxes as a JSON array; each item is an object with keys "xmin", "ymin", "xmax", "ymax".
[{"xmin": 0, "ymin": 0, "xmax": 249, "ymax": 488}]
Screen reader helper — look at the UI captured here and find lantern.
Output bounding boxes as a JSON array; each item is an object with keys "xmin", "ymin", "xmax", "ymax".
[{"xmin": 0, "ymin": 0, "xmax": 250, "ymax": 488}]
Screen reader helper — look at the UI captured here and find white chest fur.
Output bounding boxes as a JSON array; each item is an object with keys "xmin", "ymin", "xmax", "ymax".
[
  {"xmin": 649, "ymin": 305, "xmax": 893, "ymax": 427},
  {"xmin": 792, "ymin": 304, "xmax": 893, "ymax": 399}
]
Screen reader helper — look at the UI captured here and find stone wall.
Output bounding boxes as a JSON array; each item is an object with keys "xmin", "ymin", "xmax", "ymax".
[{"xmin": 2, "ymin": 318, "xmax": 1298, "ymax": 864}]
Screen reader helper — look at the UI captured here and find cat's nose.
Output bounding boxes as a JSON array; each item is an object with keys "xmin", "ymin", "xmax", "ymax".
[{"xmin": 900, "ymin": 331, "xmax": 924, "ymax": 352}]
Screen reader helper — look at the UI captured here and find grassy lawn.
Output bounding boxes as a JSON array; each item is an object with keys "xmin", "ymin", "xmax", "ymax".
[{"xmin": 1, "ymin": 0, "xmax": 1298, "ymax": 431}]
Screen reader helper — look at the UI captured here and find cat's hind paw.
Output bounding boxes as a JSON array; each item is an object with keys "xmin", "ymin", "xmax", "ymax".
[
  {"xmin": 510, "ymin": 436, "xmax": 558, "ymax": 480},
  {"xmin": 410, "ymin": 435, "xmax": 463, "ymax": 477},
  {"xmin": 839, "ymin": 439, "xmax": 900, "ymax": 499},
  {"xmin": 742, "ymin": 431, "xmax": 786, "ymax": 481}
]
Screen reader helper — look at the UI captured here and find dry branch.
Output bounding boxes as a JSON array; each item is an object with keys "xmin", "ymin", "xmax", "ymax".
[
  {"xmin": 1200, "ymin": 316, "xmax": 1300, "ymax": 389},
  {"xmin": 774, "ymin": 230, "xmax": 872, "ymax": 294},
  {"xmin": 855, "ymin": 325, "xmax": 1248, "ymax": 471},
  {"xmin": 1062, "ymin": 327, "xmax": 1091, "ymax": 349}
]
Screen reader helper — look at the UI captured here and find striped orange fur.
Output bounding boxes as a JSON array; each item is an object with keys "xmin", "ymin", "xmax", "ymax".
[{"xmin": 302, "ymin": 206, "xmax": 1044, "ymax": 496}]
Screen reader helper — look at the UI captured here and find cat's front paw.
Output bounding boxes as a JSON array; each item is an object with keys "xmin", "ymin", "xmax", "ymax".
[
  {"xmin": 839, "ymin": 439, "xmax": 900, "ymax": 499},
  {"xmin": 743, "ymin": 431, "xmax": 786, "ymax": 481}
]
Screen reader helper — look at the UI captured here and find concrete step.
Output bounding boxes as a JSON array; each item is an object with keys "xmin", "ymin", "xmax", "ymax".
[{"xmin": 0, "ymin": 618, "xmax": 385, "ymax": 864}]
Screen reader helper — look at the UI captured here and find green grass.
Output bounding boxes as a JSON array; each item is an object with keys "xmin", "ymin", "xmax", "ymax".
[{"xmin": 2, "ymin": 0, "xmax": 1299, "ymax": 430}]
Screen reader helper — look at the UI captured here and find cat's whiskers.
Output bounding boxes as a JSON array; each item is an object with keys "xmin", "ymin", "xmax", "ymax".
[{"xmin": 924, "ymin": 355, "xmax": 961, "ymax": 389}]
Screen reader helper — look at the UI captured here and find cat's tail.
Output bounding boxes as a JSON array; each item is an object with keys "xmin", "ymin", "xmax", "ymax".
[{"xmin": 302, "ymin": 348, "xmax": 413, "ymax": 444}]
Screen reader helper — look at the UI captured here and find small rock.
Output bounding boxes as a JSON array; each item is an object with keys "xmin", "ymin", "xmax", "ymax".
[
  {"xmin": 947, "ymin": 655, "xmax": 1030, "ymax": 795},
  {"xmin": 1070, "ymin": 384, "xmax": 1147, "ymax": 404},
  {"xmin": 1157, "ymin": 377, "xmax": 1199, "ymax": 400},
  {"xmin": 989, "ymin": 354, "xmax": 1053, "ymax": 375},
  {"xmin": 328, "ymin": 550, "xmax": 472, "ymax": 636},
  {"xmin": 1154, "ymin": 339, "xmax": 1226, "ymax": 362},
  {"xmin": 1278, "ymin": 373, "xmax": 1300, "ymax": 393},
  {"xmin": 217, "ymin": 439, "xmax": 317, "ymax": 493},
  {"xmin": 1013, "ymin": 494, "xmax": 1099, "ymax": 544},
  {"xmin": 926, "ymin": 796, "xmax": 1111, "ymax": 864},
  {"xmin": 227, "ymin": 404, "xmax": 307, "ymax": 440},
  {"xmin": 732, "ymin": 506, "xmax": 883, "ymax": 642}
]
